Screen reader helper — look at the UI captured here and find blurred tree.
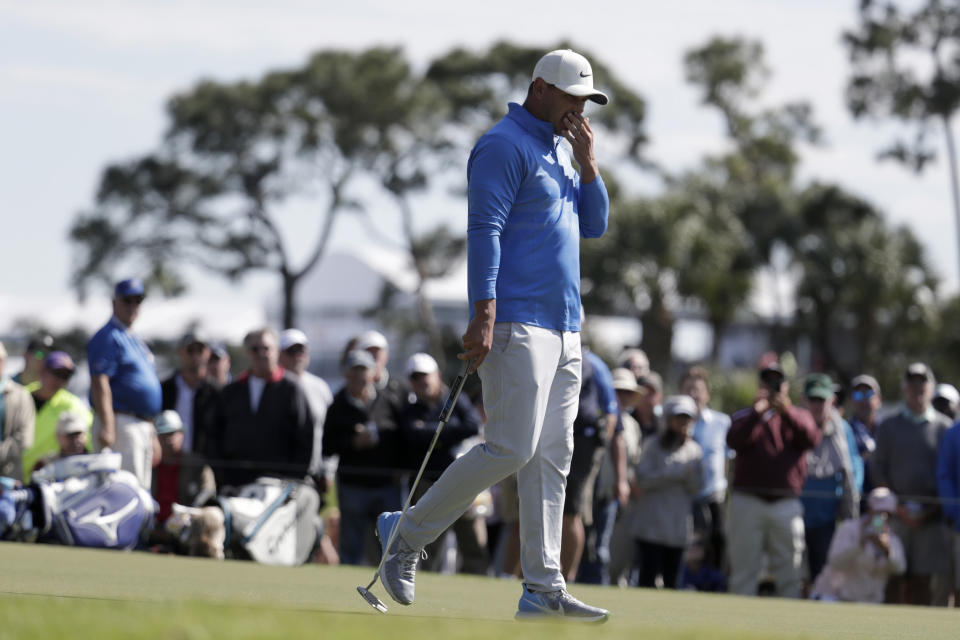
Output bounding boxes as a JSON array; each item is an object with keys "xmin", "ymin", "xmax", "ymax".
[
  {"xmin": 845, "ymin": 0, "xmax": 960, "ymax": 280},
  {"xmin": 69, "ymin": 47, "xmax": 444, "ymax": 329},
  {"xmin": 584, "ymin": 36, "xmax": 819, "ymax": 371},
  {"xmin": 792, "ymin": 183, "xmax": 940, "ymax": 383},
  {"xmin": 683, "ymin": 36, "xmax": 821, "ymax": 307},
  {"xmin": 581, "ymin": 196, "xmax": 676, "ymax": 371},
  {"xmin": 931, "ymin": 293, "xmax": 960, "ymax": 385}
]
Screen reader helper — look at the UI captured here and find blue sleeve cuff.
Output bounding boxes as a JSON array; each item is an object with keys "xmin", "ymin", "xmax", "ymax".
[{"xmin": 579, "ymin": 175, "xmax": 609, "ymax": 238}]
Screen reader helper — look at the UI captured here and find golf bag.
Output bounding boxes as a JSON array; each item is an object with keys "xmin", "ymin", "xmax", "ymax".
[
  {"xmin": 17, "ymin": 453, "xmax": 155, "ymax": 549},
  {"xmin": 166, "ymin": 477, "xmax": 320, "ymax": 566}
]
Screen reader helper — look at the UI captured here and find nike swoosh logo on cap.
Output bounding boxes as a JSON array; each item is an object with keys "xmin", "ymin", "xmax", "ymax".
[{"xmin": 579, "ymin": 71, "xmax": 591, "ymax": 78}]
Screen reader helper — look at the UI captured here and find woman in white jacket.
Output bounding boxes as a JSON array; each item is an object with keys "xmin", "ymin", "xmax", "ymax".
[{"xmin": 810, "ymin": 487, "xmax": 906, "ymax": 603}]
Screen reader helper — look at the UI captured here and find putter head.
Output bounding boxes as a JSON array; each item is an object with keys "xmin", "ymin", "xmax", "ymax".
[{"xmin": 357, "ymin": 585, "xmax": 388, "ymax": 613}]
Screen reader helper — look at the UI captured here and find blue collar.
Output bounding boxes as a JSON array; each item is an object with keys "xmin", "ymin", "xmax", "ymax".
[
  {"xmin": 109, "ymin": 316, "xmax": 131, "ymax": 332},
  {"xmin": 506, "ymin": 102, "xmax": 558, "ymax": 147}
]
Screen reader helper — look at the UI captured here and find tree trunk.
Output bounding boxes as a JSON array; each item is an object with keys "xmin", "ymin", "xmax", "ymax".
[
  {"xmin": 942, "ymin": 114, "xmax": 960, "ymax": 284},
  {"xmin": 415, "ymin": 280, "xmax": 443, "ymax": 365},
  {"xmin": 709, "ymin": 318, "xmax": 726, "ymax": 365},
  {"xmin": 641, "ymin": 287, "xmax": 674, "ymax": 375},
  {"xmin": 282, "ymin": 271, "xmax": 298, "ymax": 330}
]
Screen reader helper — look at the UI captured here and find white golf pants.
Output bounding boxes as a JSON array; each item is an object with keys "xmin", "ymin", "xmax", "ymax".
[
  {"xmin": 399, "ymin": 322, "xmax": 581, "ymax": 592},
  {"xmin": 95, "ymin": 412, "xmax": 155, "ymax": 491}
]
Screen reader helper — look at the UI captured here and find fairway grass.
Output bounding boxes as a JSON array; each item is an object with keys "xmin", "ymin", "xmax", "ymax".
[{"xmin": 0, "ymin": 543, "xmax": 955, "ymax": 639}]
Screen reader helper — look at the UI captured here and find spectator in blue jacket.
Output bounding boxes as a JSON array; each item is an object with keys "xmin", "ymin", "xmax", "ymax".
[{"xmin": 936, "ymin": 415, "xmax": 960, "ymax": 605}]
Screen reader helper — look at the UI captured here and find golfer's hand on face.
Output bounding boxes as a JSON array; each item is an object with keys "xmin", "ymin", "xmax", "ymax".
[
  {"xmin": 562, "ymin": 112, "xmax": 599, "ymax": 183},
  {"xmin": 459, "ymin": 300, "xmax": 495, "ymax": 374}
]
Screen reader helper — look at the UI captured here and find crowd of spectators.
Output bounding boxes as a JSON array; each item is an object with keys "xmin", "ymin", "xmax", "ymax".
[{"xmin": 3, "ymin": 277, "xmax": 960, "ymax": 607}]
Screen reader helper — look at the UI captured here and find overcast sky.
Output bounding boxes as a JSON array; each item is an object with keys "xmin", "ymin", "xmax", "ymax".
[{"xmin": 1, "ymin": 0, "xmax": 950, "ymax": 340}]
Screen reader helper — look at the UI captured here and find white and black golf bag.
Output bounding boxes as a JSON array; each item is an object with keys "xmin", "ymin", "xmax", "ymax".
[
  {"xmin": 6, "ymin": 453, "xmax": 156, "ymax": 549},
  {"xmin": 166, "ymin": 477, "xmax": 320, "ymax": 566}
]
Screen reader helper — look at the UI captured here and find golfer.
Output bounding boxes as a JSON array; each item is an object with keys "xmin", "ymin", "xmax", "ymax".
[{"xmin": 378, "ymin": 49, "xmax": 611, "ymax": 622}]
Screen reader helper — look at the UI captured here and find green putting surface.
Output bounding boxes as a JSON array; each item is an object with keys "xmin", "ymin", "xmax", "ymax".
[{"xmin": 0, "ymin": 543, "xmax": 954, "ymax": 639}]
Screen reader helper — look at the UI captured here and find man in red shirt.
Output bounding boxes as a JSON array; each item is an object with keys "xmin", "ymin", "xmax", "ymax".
[{"xmin": 726, "ymin": 359, "xmax": 821, "ymax": 598}]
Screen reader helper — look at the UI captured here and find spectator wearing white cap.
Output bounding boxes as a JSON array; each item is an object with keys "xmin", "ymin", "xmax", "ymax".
[
  {"xmin": 278, "ymin": 329, "xmax": 334, "ymax": 487},
  {"xmin": 322, "ymin": 348, "xmax": 401, "ymax": 565},
  {"xmin": 810, "ymin": 487, "xmax": 906, "ymax": 603},
  {"xmin": 29, "ymin": 411, "xmax": 91, "ymax": 476},
  {"xmin": 871, "ymin": 362, "xmax": 952, "ymax": 605},
  {"xmin": 630, "ymin": 395, "xmax": 703, "ymax": 589},
  {"xmin": 23, "ymin": 351, "xmax": 91, "ymax": 481},
  {"xmin": 933, "ymin": 383, "xmax": 960, "ymax": 422},
  {"xmin": 399, "ymin": 353, "xmax": 486, "ymax": 574},
  {"xmin": 354, "ymin": 330, "xmax": 391, "ymax": 390},
  {"xmin": 160, "ymin": 331, "xmax": 219, "ymax": 457},
  {"xmin": 152, "ymin": 409, "xmax": 216, "ymax": 524}
]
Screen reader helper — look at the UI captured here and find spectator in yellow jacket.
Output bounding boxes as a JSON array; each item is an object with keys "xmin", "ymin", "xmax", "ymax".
[{"xmin": 23, "ymin": 351, "xmax": 91, "ymax": 481}]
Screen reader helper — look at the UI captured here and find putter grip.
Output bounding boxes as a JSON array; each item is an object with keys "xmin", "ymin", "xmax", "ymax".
[{"xmin": 439, "ymin": 360, "xmax": 472, "ymax": 423}]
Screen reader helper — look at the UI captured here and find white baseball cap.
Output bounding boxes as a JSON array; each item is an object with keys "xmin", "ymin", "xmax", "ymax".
[
  {"xmin": 935, "ymin": 383, "xmax": 960, "ymax": 406},
  {"xmin": 867, "ymin": 487, "xmax": 897, "ymax": 513},
  {"xmin": 664, "ymin": 395, "xmax": 698, "ymax": 418},
  {"xmin": 532, "ymin": 49, "xmax": 609, "ymax": 105},
  {"xmin": 405, "ymin": 353, "xmax": 439, "ymax": 376},
  {"xmin": 279, "ymin": 328, "xmax": 309, "ymax": 351},
  {"xmin": 155, "ymin": 409, "xmax": 184, "ymax": 436},
  {"xmin": 56, "ymin": 411, "xmax": 90, "ymax": 436},
  {"xmin": 355, "ymin": 330, "xmax": 388, "ymax": 351}
]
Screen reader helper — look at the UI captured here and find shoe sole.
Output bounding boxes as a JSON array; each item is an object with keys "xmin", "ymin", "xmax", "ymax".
[{"xmin": 515, "ymin": 610, "xmax": 609, "ymax": 623}]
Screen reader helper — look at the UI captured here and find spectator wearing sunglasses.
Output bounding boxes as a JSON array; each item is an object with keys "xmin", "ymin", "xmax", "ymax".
[
  {"xmin": 13, "ymin": 333, "xmax": 54, "ymax": 387},
  {"xmin": 210, "ymin": 327, "xmax": 314, "ymax": 490},
  {"xmin": 848, "ymin": 375, "xmax": 881, "ymax": 462},
  {"xmin": 160, "ymin": 331, "xmax": 220, "ymax": 459},
  {"xmin": 22, "ymin": 351, "xmax": 91, "ymax": 481},
  {"xmin": 87, "ymin": 278, "xmax": 162, "ymax": 490},
  {"xmin": 0, "ymin": 340, "xmax": 35, "ymax": 481},
  {"xmin": 848, "ymin": 374, "xmax": 882, "ymax": 513}
]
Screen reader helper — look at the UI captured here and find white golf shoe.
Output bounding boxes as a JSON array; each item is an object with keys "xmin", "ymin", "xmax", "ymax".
[
  {"xmin": 376, "ymin": 511, "xmax": 423, "ymax": 606},
  {"xmin": 515, "ymin": 585, "xmax": 610, "ymax": 623}
]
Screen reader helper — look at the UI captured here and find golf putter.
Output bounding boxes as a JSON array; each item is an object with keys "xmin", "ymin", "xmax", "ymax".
[{"xmin": 357, "ymin": 358, "xmax": 474, "ymax": 613}]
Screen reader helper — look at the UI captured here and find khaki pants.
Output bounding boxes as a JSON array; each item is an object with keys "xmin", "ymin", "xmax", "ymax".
[
  {"xmin": 94, "ymin": 413, "xmax": 155, "ymax": 491},
  {"xmin": 400, "ymin": 323, "xmax": 581, "ymax": 592},
  {"xmin": 727, "ymin": 491, "xmax": 805, "ymax": 598}
]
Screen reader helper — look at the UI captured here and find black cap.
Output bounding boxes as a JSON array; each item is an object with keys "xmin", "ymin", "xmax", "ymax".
[{"xmin": 25, "ymin": 333, "xmax": 54, "ymax": 354}]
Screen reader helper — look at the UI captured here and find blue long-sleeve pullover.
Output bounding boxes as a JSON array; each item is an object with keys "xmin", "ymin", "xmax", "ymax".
[{"xmin": 466, "ymin": 102, "xmax": 609, "ymax": 332}]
